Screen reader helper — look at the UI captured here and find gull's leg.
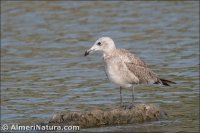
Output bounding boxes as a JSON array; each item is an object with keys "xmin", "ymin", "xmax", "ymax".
[
  {"xmin": 120, "ymin": 86, "xmax": 122, "ymax": 107},
  {"xmin": 132, "ymin": 86, "xmax": 135, "ymax": 103},
  {"xmin": 124, "ymin": 86, "xmax": 135, "ymax": 109}
]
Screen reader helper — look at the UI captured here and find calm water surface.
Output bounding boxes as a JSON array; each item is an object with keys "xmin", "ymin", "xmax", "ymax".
[{"xmin": 1, "ymin": 1, "xmax": 199, "ymax": 132}]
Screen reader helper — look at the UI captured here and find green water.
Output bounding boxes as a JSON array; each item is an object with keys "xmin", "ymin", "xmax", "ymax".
[{"xmin": 1, "ymin": 1, "xmax": 199, "ymax": 132}]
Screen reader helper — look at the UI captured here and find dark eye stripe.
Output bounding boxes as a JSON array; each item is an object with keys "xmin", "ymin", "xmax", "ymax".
[{"xmin": 97, "ymin": 42, "xmax": 101, "ymax": 46}]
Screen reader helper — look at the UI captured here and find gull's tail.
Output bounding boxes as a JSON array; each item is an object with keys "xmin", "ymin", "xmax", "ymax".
[
  {"xmin": 159, "ymin": 78, "xmax": 176, "ymax": 86},
  {"xmin": 154, "ymin": 78, "xmax": 176, "ymax": 86}
]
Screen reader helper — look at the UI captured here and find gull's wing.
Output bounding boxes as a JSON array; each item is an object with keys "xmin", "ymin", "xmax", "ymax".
[
  {"xmin": 118, "ymin": 49, "xmax": 147, "ymax": 67},
  {"xmin": 117, "ymin": 49, "xmax": 160, "ymax": 84},
  {"xmin": 125, "ymin": 62, "xmax": 160, "ymax": 85}
]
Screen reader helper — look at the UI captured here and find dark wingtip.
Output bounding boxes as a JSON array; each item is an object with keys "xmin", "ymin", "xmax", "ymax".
[
  {"xmin": 160, "ymin": 78, "xmax": 176, "ymax": 86},
  {"xmin": 154, "ymin": 78, "xmax": 176, "ymax": 86},
  {"xmin": 84, "ymin": 51, "xmax": 89, "ymax": 56}
]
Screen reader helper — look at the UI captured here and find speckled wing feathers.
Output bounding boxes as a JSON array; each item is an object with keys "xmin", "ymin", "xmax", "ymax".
[
  {"xmin": 125, "ymin": 62, "xmax": 159, "ymax": 84},
  {"xmin": 117, "ymin": 49, "xmax": 147, "ymax": 67},
  {"xmin": 117, "ymin": 49, "xmax": 159, "ymax": 84}
]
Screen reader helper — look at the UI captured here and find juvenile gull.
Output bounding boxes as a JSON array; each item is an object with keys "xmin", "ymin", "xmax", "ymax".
[{"xmin": 84, "ymin": 37, "xmax": 176, "ymax": 106}]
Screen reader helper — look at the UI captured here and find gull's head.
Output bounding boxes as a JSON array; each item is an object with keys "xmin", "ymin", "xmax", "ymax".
[{"xmin": 84, "ymin": 37, "xmax": 116, "ymax": 56}]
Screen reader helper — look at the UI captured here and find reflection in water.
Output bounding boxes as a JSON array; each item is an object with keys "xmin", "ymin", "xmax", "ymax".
[{"xmin": 1, "ymin": 1, "xmax": 199, "ymax": 132}]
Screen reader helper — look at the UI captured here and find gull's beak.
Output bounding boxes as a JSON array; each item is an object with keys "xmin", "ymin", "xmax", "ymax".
[
  {"xmin": 84, "ymin": 48, "xmax": 94, "ymax": 56},
  {"xmin": 84, "ymin": 44, "xmax": 99, "ymax": 56}
]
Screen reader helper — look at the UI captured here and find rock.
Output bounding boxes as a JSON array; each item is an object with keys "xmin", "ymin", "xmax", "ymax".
[{"xmin": 47, "ymin": 104, "xmax": 167, "ymax": 128}]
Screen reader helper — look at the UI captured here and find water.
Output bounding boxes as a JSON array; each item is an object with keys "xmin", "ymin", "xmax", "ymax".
[{"xmin": 1, "ymin": 1, "xmax": 199, "ymax": 132}]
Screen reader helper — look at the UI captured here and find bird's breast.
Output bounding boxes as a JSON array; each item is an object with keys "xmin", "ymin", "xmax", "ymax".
[{"xmin": 104, "ymin": 60, "xmax": 133, "ymax": 87}]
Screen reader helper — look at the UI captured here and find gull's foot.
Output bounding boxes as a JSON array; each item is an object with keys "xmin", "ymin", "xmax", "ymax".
[
  {"xmin": 121, "ymin": 104, "xmax": 126, "ymax": 109},
  {"xmin": 120, "ymin": 104, "xmax": 135, "ymax": 110},
  {"xmin": 127, "ymin": 104, "xmax": 135, "ymax": 109}
]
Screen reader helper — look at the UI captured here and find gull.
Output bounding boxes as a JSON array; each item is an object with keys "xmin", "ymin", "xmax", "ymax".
[{"xmin": 84, "ymin": 37, "xmax": 176, "ymax": 106}]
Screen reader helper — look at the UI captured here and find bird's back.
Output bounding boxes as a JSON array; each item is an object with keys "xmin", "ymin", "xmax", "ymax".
[{"xmin": 114, "ymin": 49, "xmax": 147, "ymax": 67}]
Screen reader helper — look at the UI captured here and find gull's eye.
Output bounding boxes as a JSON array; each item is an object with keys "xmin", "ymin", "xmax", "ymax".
[{"xmin": 97, "ymin": 42, "xmax": 101, "ymax": 46}]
